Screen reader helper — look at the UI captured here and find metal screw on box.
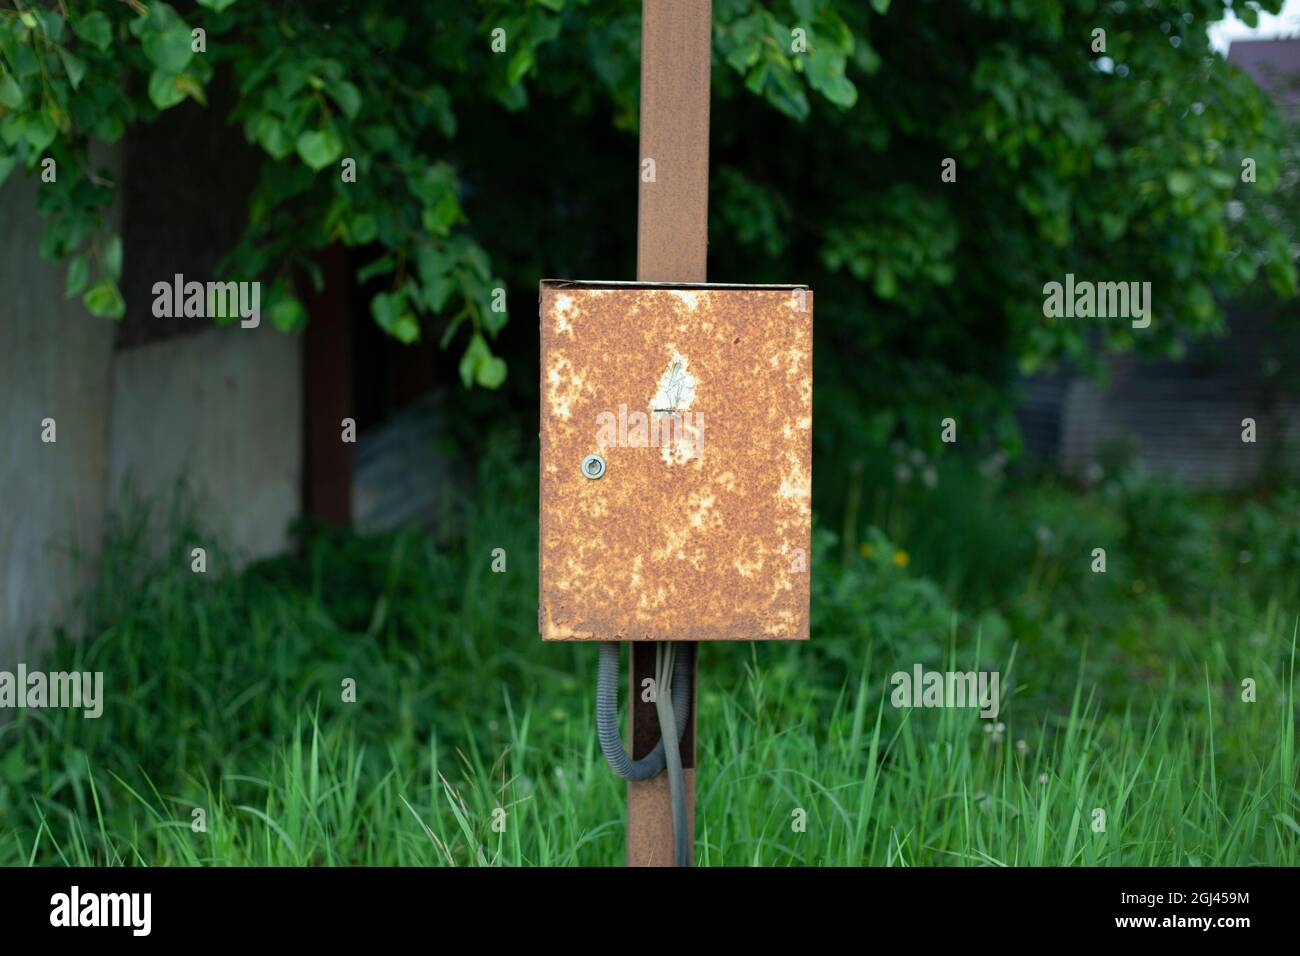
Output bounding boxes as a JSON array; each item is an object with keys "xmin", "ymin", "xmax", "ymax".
[{"xmin": 581, "ymin": 454, "xmax": 605, "ymax": 479}]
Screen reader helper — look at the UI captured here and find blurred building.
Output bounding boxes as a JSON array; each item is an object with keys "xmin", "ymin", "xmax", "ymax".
[
  {"xmin": 1018, "ymin": 38, "xmax": 1300, "ymax": 489},
  {"xmin": 0, "ymin": 80, "xmax": 462, "ymax": 659}
]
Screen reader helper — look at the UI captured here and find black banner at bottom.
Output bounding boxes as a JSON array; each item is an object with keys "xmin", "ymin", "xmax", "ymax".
[{"xmin": 0, "ymin": 866, "xmax": 1280, "ymax": 942}]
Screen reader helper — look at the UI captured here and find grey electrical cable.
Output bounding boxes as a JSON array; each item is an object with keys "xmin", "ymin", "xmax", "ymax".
[
  {"xmin": 654, "ymin": 641, "xmax": 690, "ymax": 867},
  {"xmin": 595, "ymin": 641, "xmax": 691, "ymax": 781}
]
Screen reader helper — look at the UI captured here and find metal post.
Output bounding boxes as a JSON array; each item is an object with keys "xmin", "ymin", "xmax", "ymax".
[{"xmin": 627, "ymin": 0, "xmax": 712, "ymax": 867}]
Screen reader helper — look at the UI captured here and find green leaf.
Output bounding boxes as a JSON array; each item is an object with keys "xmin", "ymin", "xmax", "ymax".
[
  {"xmin": 391, "ymin": 312, "xmax": 420, "ymax": 343},
  {"xmin": 871, "ymin": 0, "xmax": 891, "ymax": 13},
  {"xmin": 409, "ymin": 161, "xmax": 458, "ymax": 204},
  {"xmin": 104, "ymin": 235, "xmax": 124, "ymax": 280},
  {"xmin": 457, "ymin": 333, "xmax": 506, "ymax": 388},
  {"xmin": 372, "ymin": 290, "xmax": 418, "ymax": 341},
  {"xmin": 269, "ymin": 295, "xmax": 306, "ymax": 332},
  {"xmin": 1166, "ymin": 170, "xmax": 1195, "ymax": 197},
  {"xmin": 421, "ymin": 192, "xmax": 462, "ymax": 235},
  {"xmin": 415, "ymin": 243, "xmax": 446, "ymax": 284},
  {"xmin": 65, "ymin": 255, "xmax": 90, "ymax": 298},
  {"xmin": 425, "ymin": 274, "xmax": 456, "ymax": 313},
  {"xmin": 72, "ymin": 12, "xmax": 113, "ymax": 51},
  {"xmin": 58, "ymin": 49, "xmax": 86, "ymax": 90},
  {"xmin": 0, "ymin": 154, "xmax": 18, "ymax": 189},
  {"xmin": 462, "ymin": 242, "xmax": 491, "ymax": 282},
  {"xmin": 806, "ymin": 47, "xmax": 838, "ymax": 87},
  {"xmin": 0, "ymin": 114, "xmax": 28, "ymax": 148},
  {"xmin": 356, "ymin": 254, "xmax": 396, "ymax": 284},
  {"xmin": 296, "ymin": 128, "xmax": 343, "ymax": 171},
  {"xmin": 24, "ymin": 112, "xmax": 57, "ymax": 151},
  {"xmin": 328, "ymin": 81, "xmax": 362, "ymax": 121},
  {"xmin": 364, "ymin": 123, "xmax": 399, "ymax": 152},
  {"xmin": 416, "ymin": 243, "xmax": 456, "ymax": 313},
  {"xmin": 95, "ymin": 113, "xmax": 126, "ymax": 144},
  {"xmin": 8, "ymin": 40, "xmax": 39, "ymax": 80},
  {"xmin": 458, "ymin": 333, "xmax": 490, "ymax": 388},
  {"xmin": 197, "ymin": 0, "xmax": 240, "ymax": 10},
  {"xmin": 346, "ymin": 212, "xmax": 378, "ymax": 244},
  {"xmin": 427, "ymin": 86, "xmax": 456, "ymax": 138},
  {"xmin": 276, "ymin": 60, "xmax": 311, "ymax": 99},
  {"xmin": 725, "ymin": 40, "xmax": 762, "ymax": 73},
  {"xmin": 139, "ymin": 9, "xmax": 195, "ymax": 73},
  {"xmin": 506, "ymin": 48, "xmax": 534, "ymax": 86},
  {"xmin": 372, "ymin": 291, "xmax": 400, "ymax": 326},
  {"xmin": 476, "ymin": 354, "xmax": 506, "ymax": 388},
  {"xmin": 0, "ymin": 73, "xmax": 23, "ymax": 110},
  {"xmin": 1206, "ymin": 169, "xmax": 1235, "ymax": 190},
  {"xmin": 807, "ymin": 48, "xmax": 857, "ymax": 108},
  {"xmin": 173, "ymin": 74, "xmax": 207, "ymax": 106},
  {"xmin": 821, "ymin": 74, "xmax": 857, "ymax": 108},
  {"xmin": 252, "ymin": 114, "xmax": 293, "ymax": 160},
  {"xmin": 148, "ymin": 70, "xmax": 186, "ymax": 110},
  {"xmin": 32, "ymin": 9, "xmax": 64, "ymax": 42},
  {"xmin": 873, "ymin": 264, "xmax": 897, "ymax": 299},
  {"xmin": 83, "ymin": 278, "xmax": 125, "ymax": 320},
  {"xmin": 1099, "ymin": 212, "xmax": 1127, "ymax": 241}
]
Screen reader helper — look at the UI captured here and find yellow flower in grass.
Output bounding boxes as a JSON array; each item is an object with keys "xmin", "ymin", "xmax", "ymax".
[
  {"xmin": 892, "ymin": 549, "xmax": 909, "ymax": 567},
  {"xmin": 859, "ymin": 542, "xmax": 874, "ymax": 559}
]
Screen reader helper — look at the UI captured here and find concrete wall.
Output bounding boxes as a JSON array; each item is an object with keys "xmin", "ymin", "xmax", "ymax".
[
  {"xmin": 1034, "ymin": 311, "xmax": 1300, "ymax": 489},
  {"xmin": 104, "ymin": 87, "xmax": 302, "ymax": 565},
  {"xmin": 1059, "ymin": 377, "xmax": 1300, "ymax": 488},
  {"xmin": 0, "ymin": 161, "xmax": 119, "ymax": 660},
  {"xmin": 1, "ymin": 97, "xmax": 304, "ymax": 661},
  {"xmin": 353, "ymin": 389, "xmax": 466, "ymax": 541},
  {"xmin": 109, "ymin": 325, "xmax": 302, "ymax": 561}
]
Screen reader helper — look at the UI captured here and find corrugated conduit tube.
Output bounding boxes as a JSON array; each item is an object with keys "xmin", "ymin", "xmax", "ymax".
[{"xmin": 595, "ymin": 641, "xmax": 692, "ymax": 866}]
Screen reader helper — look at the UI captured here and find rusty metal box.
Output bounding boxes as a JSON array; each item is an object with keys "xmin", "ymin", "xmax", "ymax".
[{"xmin": 539, "ymin": 280, "xmax": 812, "ymax": 641}]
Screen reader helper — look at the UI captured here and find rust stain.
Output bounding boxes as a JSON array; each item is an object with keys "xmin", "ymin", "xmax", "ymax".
[{"xmin": 539, "ymin": 281, "xmax": 813, "ymax": 641}]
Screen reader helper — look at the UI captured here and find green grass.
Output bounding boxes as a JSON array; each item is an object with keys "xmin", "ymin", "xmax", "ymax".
[{"xmin": 2, "ymin": 442, "xmax": 1297, "ymax": 866}]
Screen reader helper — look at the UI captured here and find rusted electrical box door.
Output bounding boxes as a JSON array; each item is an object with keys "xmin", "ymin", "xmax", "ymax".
[{"xmin": 539, "ymin": 280, "xmax": 813, "ymax": 642}]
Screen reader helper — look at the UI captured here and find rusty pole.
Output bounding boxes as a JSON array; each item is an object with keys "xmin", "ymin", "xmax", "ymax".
[{"xmin": 627, "ymin": 0, "xmax": 711, "ymax": 867}]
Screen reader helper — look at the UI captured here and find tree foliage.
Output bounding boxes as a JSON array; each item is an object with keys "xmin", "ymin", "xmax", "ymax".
[{"xmin": 0, "ymin": 0, "xmax": 1295, "ymax": 427}]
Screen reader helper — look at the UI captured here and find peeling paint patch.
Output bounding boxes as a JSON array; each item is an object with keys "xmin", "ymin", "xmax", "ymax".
[
  {"xmin": 651, "ymin": 352, "xmax": 696, "ymax": 413},
  {"xmin": 545, "ymin": 354, "xmax": 586, "ymax": 420},
  {"xmin": 553, "ymin": 293, "xmax": 576, "ymax": 334},
  {"xmin": 658, "ymin": 413, "xmax": 704, "ymax": 465}
]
